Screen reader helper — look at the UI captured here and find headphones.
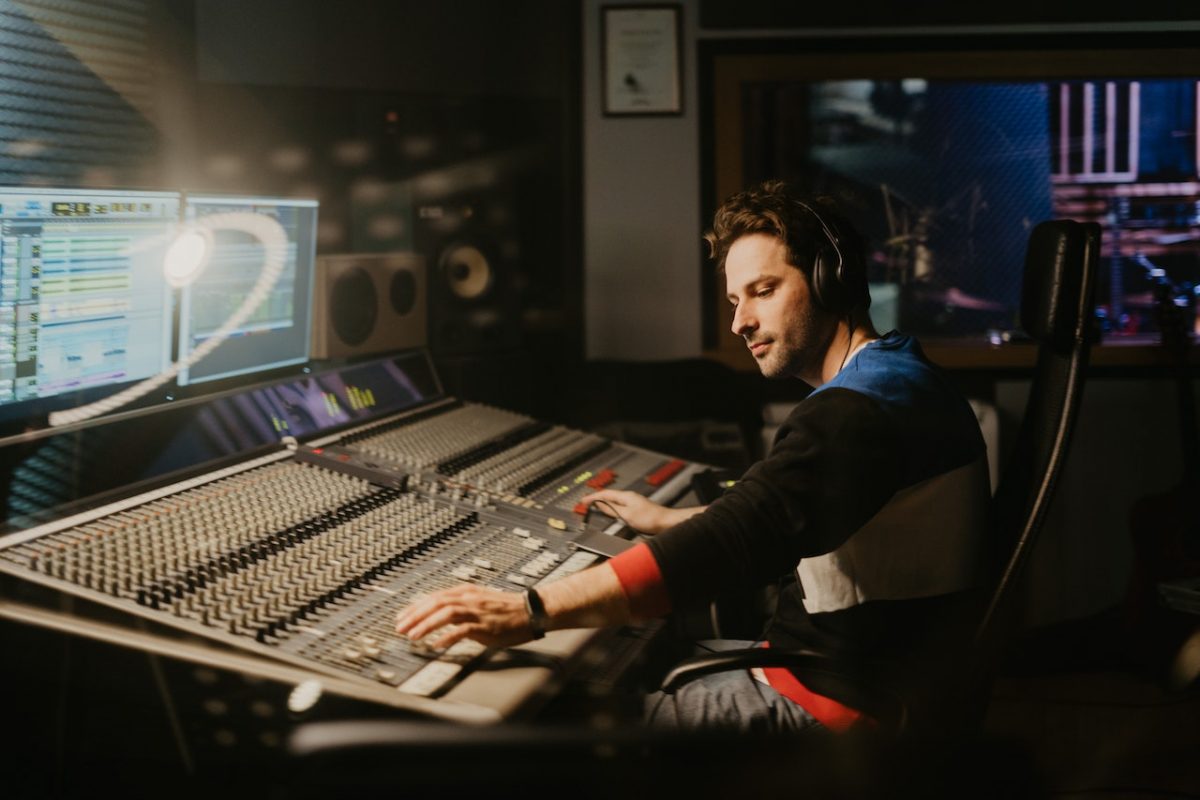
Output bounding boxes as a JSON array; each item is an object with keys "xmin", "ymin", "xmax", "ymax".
[{"xmin": 793, "ymin": 199, "xmax": 868, "ymax": 315}]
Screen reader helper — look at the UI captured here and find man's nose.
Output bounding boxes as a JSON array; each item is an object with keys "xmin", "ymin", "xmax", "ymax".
[{"xmin": 731, "ymin": 302, "xmax": 756, "ymax": 337}]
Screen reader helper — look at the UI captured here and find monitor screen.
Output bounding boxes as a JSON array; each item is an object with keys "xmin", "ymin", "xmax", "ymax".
[
  {"xmin": 177, "ymin": 194, "xmax": 317, "ymax": 386},
  {"xmin": 0, "ymin": 187, "xmax": 180, "ymax": 420}
]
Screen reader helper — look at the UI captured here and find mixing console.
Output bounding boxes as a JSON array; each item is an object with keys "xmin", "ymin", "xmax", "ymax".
[{"xmin": 0, "ymin": 396, "xmax": 707, "ymax": 722}]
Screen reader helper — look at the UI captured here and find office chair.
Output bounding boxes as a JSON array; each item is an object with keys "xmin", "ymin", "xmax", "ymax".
[{"xmin": 660, "ymin": 219, "xmax": 1101, "ymax": 735}]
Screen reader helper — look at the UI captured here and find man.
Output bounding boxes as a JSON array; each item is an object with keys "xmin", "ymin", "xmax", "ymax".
[{"xmin": 396, "ymin": 180, "xmax": 990, "ymax": 733}]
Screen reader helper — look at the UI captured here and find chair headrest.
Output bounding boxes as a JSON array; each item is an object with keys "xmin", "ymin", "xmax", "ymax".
[{"xmin": 1021, "ymin": 220, "xmax": 1098, "ymax": 354}]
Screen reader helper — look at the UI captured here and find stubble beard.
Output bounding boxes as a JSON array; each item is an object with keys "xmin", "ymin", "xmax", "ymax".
[{"xmin": 754, "ymin": 302, "xmax": 836, "ymax": 380}]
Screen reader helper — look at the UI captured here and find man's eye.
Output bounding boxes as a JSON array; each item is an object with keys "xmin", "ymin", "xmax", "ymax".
[{"xmin": 757, "ymin": 288, "xmax": 773, "ymax": 298}]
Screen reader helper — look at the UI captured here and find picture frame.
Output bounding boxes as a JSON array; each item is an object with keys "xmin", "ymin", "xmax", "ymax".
[{"xmin": 602, "ymin": 5, "xmax": 683, "ymax": 116}]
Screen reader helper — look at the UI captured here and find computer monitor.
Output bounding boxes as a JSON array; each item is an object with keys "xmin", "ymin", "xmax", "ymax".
[
  {"xmin": 0, "ymin": 187, "xmax": 181, "ymax": 421},
  {"xmin": 177, "ymin": 194, "xmax": 317, "ymax": 387}
]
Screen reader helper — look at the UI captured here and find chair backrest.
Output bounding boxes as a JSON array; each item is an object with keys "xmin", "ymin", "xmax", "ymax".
[{"xmin": 975, "ymin": 219, "xmax": 1100, "ymax": 653}]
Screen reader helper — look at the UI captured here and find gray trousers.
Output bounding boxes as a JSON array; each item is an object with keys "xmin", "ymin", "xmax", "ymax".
[{"xmin": 643, "ymin": 640, "xmax": 825, "ymax": 734}]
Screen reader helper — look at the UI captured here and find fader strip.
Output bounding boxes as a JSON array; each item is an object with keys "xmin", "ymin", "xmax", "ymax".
[
  {"xmin": 0, "ymin": 399, "xmax": 707, "ymax": 721},
  {"xmin": 0, "ymin": 461, "xmax": 611, "ymax": 718}
]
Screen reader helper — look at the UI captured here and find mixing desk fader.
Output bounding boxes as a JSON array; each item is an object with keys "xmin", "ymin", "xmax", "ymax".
[
  {"xmin": 0, "ymin": 365, "xmax": 708, "ymax": 723},
  {"xmin": 332, "ymin": 400, "xmax": 703, "ymax": 535}
]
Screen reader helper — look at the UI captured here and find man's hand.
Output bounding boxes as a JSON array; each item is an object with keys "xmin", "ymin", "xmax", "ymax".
[
  {"xmin": 394, "ymin": 563, "xmax": 634, "ymax": 651},
  {"xmin": 394, "ymin": 584, "xmax": 533, "ymax": 650},
  {"xmin": 579, "ymin": 489, "xmax": 705, "ymax": 535}
]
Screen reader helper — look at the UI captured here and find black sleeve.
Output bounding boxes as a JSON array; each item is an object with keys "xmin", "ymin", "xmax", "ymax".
[{"xmin": 645, "ymin": 388, "xmax": 903, "ymax": 610}]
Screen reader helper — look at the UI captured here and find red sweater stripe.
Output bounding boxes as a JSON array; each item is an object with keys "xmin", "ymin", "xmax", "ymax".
[
  {"xmin": 609, "ymin": 544, "xmax": 867, "ymax": 731},
  {"xmin": 759, "ymin": 642, "xmax": 867, "ymax": 732},
  {"xmin": 607, "ymin": 542, "xmax": 672, "ymax": 618}
]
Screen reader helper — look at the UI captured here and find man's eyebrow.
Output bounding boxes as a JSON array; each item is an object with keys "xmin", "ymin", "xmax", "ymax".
[
  {"xmin": 728, "ymin": 276, "xmax": 777, "ymax": 304},
  {"xmin": 737, "ymin": 275, "xmax": 777, "ymax": 294}
]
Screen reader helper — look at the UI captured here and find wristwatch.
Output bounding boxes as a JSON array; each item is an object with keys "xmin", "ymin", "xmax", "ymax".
[{"xmin": 524, "ymin": 588, "xmax": 547, "ymax": 640}]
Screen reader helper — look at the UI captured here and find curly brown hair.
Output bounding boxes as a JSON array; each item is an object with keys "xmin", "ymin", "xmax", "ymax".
[{"xmin": 704, "ymin": 180, "xmax": 870, "ymax": 312}]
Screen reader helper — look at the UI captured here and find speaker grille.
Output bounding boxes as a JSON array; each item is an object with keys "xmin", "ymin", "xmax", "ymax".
[
  {"xmin": 330, "ymin": 267, "xmax": 378, "ymax": 347},
  {"xmin": 313, "ymin": 253, "xmax": 426, "ymax": 360}
]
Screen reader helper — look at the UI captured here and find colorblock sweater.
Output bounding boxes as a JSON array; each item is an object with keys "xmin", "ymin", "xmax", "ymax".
[{"xmin": 610, "ymin": 333, "xmax": 991, "ymax": 728}]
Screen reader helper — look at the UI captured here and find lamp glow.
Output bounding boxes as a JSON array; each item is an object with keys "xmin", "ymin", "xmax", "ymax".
[{"xmin": 163, "ymin": 227, "xmax": 212, "ymax": 288}]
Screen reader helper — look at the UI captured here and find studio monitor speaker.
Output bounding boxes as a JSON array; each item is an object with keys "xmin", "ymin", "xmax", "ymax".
[
  {"xmin": 311, "ymin": 253, "xmax": 426, "ymax": 359},
  {"xmin": 415, "ymin": 190, "xmax": 523, "ymax": 356}
]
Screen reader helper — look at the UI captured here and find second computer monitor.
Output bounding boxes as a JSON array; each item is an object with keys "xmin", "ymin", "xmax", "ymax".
[{"xmin": 177, "ymin": 195, "xmax": 318, "ymax": 387}]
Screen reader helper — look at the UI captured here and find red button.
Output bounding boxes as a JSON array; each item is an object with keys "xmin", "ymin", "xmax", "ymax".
[
  {"xmin": 586, "ymin": 469, "xmax": 616, "ymax": 489},
  {"xmin": 647, "ymin": 459, "xmax": 685, "ymax": 486}
]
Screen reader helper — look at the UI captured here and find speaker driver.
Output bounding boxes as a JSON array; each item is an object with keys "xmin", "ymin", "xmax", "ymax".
[
  {"xmin": 390, "ymin": 269, "xmax": 417, "ymax": 315},
  {"xmin": 440, "ymin": 244, "xmax": 492, "ymax": 300},
  {"xmin": 330, "ymin": 266, "xmax": 378, "ymax": 347}
]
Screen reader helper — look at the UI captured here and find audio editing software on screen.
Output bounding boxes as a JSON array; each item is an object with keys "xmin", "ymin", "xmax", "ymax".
[
  {"xmin": 177, "ymin": 195, "xmax": 318, "ymax": 387},
  {"xmin": 0, "ymin": 188, "xmax": 320, "ymax": 425},
  {"xmin": 0, "ymin": 188, "xmax": 179, "ymax": 415}
]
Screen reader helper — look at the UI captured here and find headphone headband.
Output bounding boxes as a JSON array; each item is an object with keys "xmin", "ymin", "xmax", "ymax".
[{"xmin": 792, "ymin": 199, "xmax": 864, "ymax": 314}]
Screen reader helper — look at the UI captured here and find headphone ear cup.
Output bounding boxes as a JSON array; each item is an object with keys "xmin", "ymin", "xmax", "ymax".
[
  {"xmin": 812, "ymin": 245, "xmax": 845, "ymax": 313},
  {"xmin": 810, "ymin": 251, "xmax": 827, "ymax": 311}
]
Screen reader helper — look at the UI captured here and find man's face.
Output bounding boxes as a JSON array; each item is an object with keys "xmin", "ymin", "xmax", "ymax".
[{"xmin": 725, "ymin": 233, "xmax": 835, "ymax": 380}]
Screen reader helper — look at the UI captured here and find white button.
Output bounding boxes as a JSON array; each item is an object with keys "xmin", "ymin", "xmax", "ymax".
[
  {"xmin": 445, "ymin": 639, "xmax": 485, "ymax": 658},
  {"xmin": 398, "ymin": 661, "xmax": 462, "ymax": 696}
]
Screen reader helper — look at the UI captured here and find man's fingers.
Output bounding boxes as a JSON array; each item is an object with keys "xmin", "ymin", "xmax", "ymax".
[
  {"xmin": 580, "ymin": 490, "xmax": 632, "ymax": 517},
  {"xmin": 396, "ymin": 585, "xmax": 527, "ymax": 651},
  {"xmin": 427, "ymin": 623, "xmax": 472, "ymax": 650},
  {"xmin": 394, "ymin": 597, "xmax": 434, "ymax": 635},
  {"xmin": 579, "ymin": 491, "xmax": 610, "ymax": 507},
  {"xmin": 395, "ymin": 586, "xmax": 470, "ymax": 634},
  {"xmin": 406, "ymin": 604, "xmax": 472, "ymax": 642}
]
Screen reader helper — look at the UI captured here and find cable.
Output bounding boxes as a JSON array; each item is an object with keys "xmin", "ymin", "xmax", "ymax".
[
  {"xmin": 838, "ymin": 313, "xmax": 859, "ymax": 373},
  {"xmin": 142, "ymin": 640, "xmax": 195, "ymax": 774},
  {"xmin": 839, "ymin": 325, "xmax": 854, "ymax": 372},
  {"xmin": 591, "ymin": 499, "xmax": 629, "ymax": 529}
]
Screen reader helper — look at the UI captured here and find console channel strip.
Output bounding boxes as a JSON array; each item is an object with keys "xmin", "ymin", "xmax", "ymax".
[
  {"xmin": 0, "ymin": 401, "xmax": 708, "ymax": 721},
  {"xmin": 329, "ymin": 401, "xmax": 707, "ymax": 531},
  {"xmin": 0, "ymin": 451, "xmax": 605, "ymax": 721}
]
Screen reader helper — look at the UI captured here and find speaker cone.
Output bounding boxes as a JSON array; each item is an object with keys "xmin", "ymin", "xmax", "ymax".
[
  {"xmin": 330, "ymin": 266, "xmax": 378, "ymax": 347},
  {"xmin": 389, "ymin": 268, "xmax": 417, "ymax": 315},
  {"xmin": 440, "ymin": 244, "xmax": 492, "ymax": 300}
]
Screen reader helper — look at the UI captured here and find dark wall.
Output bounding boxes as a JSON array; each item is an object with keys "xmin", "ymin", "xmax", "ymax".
[
  {"xmin": 185, "ymin": 0, "xmax": 586, "ymax": 411},
  {"xmin": 195, "ymin": 0, "xmax": 570, "ymax": 97}
]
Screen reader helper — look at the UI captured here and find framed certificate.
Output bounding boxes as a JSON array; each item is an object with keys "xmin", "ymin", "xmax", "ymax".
[{"xmin": 602, "ymin": 5, "xmax": 683, "ymax": 116}]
